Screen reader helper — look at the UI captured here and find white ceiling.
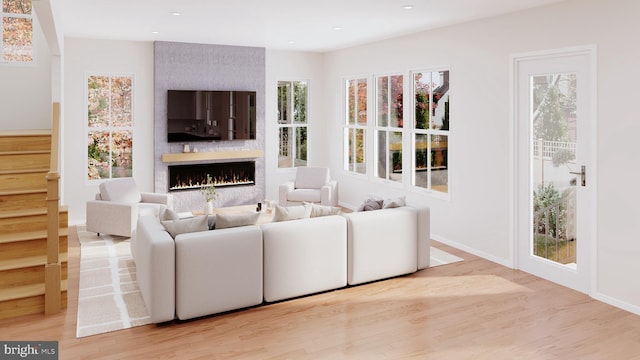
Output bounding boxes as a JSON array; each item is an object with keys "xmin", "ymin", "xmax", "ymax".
[{"xmin": 51, "ymin": 0, "xmax": 568, "ymax": 53}]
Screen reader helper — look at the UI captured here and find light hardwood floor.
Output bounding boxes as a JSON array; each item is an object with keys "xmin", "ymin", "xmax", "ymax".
[{"xmin": 1, "ymin": 226, "xmax": 640, "ymax": 359}]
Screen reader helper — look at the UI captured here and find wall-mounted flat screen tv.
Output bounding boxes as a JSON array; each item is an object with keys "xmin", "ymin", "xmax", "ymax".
[{"xmin": 167, "ymin": 90, "xmax": 256, "ymax": 142}]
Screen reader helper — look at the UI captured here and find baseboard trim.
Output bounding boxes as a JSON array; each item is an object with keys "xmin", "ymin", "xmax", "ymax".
[{"xmin": 431, "ymin": 234, "xmax": 513, "ymax": 268}]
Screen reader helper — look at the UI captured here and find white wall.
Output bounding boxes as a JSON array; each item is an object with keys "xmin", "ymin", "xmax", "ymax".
[
  {"xmin": 264, "ymin": 50, "xmax": 326, "ymax": 202},
  {"xmin": 0, "ymin": 13, "xmax": 52, "ymax": 130},
  {"xmin": 63, "ymin": 38, "xmax": 154, "ymax": 225},
  {"xmin": 324, "ymin": 0, "xmax": 640, "ymax": 313}
]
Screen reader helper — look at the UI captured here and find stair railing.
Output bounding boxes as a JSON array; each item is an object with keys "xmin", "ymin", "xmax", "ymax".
[{"xmin": 45, "ymin": 102, "xmax": 61, "ymax": 315}]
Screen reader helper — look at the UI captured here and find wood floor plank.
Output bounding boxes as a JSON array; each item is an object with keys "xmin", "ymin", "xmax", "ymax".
[{"xmin": 0, "ymin": 227, "xmax": 639, "ymax": 359}]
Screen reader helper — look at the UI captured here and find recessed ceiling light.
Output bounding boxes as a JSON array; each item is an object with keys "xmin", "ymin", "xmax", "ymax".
[
  {"xmin": 333, "ymin": 26, "xmax": 342, "ymax": 31},
  {"xmin": 151, "ymin": 31, "xmax": 159, "ymax": 34},
  {"xmin": 288, "ymin": 40, "xmax": 296, "ymax": 45},
  {"xmin": 171, "ymin": 11, "xmax": 181, "ymax": 16},
  {"xmin": 403, "ymin": 5, "xmax": 414, "ymax": 10}
]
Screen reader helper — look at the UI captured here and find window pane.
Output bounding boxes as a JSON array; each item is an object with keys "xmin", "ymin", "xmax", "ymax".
[
  {"xmin": 377, "ymin": 76, "xmax": 389, "ymax": 127},
  {"xmin": 414, "ymin": 134, "xmax": 428, "ymax": 189},
  {"xmin": 88, "ymin": 76, "xmax": 110, "ymax": 128},
  {"xmin": 111, "ymin": 130, "xmax": 133, "ymax": 178},
  {"xmin": 2, "ymin": 16, "xmax": 32, "ymax": 62},
  {"xmin": 87, "ymin": 131, "xmax": 110, "ymax": 180},
  {"xmin": 414, "ymin": 72, "xmax": 431, "ymax": 130},
  {"xmin": 348, "ymin": 79, "xmax": 356, "ymax": 125},
  {"xmin": 111, "ymin": 76, "xmax": 133, "ymax": 127},
  {"xmin": 389, "ymin": 131, "xmax": 402, "ymax": 182},
  {"xmin": 390, "ymin": 75, "xmax": 403, "ymax": 128},
  {"xmin": 3, "ymin": 0, "xmax": 32, "ymax": 14},
  {"xmin": 432, "ymin": 71, "xmax": 450, "ymax": 130},
  {"xmin": 347, "ymin": 128, "xmax": 366, "ymax": 174},
  {"xmin": 377, "ymin": 131, "xmax": 387, "ymax": 178},
  {"xmin": 278, "ymin": 127, "xmax": 291, "ymax": 168},
  {"xmin": 431, "ymin": 134, "xmax": 448, "ymax": 193},
  {"xmin": 293, "ymin": 81, "xmax": 307, "ymax": 124},
  {"xmin": 357, "ymin": 79, "xmax": 367, "ymax": 126},
  {"xmin": 277, "ymin": 81, "xmax": 291, "ymax": 124},
  {"xmin": 295, "ymin": 127, "xmax": 307, "ymax": 166}
]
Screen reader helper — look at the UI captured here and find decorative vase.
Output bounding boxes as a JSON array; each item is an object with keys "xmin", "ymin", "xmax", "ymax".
[{"xmin": 205, "ymin": 201, "xmax": 214, "ymax": 215}]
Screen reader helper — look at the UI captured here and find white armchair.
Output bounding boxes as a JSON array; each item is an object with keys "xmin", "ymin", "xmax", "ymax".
[
  {"xmin": 279, "ymin": 167, "xmax": 338, "ymax": 206},
  {"xmin": 86, "ymin": 178, "xmax": 173, "ymax": 237}
]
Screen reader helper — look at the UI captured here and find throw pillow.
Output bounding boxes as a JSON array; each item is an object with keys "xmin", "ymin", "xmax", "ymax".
[
  {"xmin": 306, "ymin": 203, "xmax": 341, "ymax": 217},
  {"xmin": 160, "ymin": 208, "xmax": 180, "ymax": 221},
  {"xmin": 216, "ymin": 212, "xmax": 260, "ymax": 229},
  {"xmin": 272, "ymin": 204, "xmax": 312, "ymax": 222},
  {"xmin": 161, "ymin": 215, "xmax": 208, "ymax": 238},
  {"xmin": 357, "ymin": 198, "xmax": 383, "ymax": 212},
  {"xmin": 383, "ymin": 196, "xmax": 406, "ymax": 209}
]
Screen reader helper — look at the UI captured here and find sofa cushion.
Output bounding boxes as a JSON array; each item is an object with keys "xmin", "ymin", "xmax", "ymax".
[
  {"xmin": 272, "ymin": 204, "xmax": 312, "ymax": 222},
  {"xmin": 288, "ymin": 189, "xmax": 322, "ymax": 203},
  {"xmin": 294, "ymin": 167, "xmax": 330, "ymax": 189},
  {"xmin": 161, "ymin": 215, "xmax": 208, "ymax": 238},
  {"xmin": 308, "ymin": 203, "xmax": 341, "ymax": 217},
  {"xmin": 99, "ymin": 178, "xmax": 142, "ymax": 203},
  {"xmin": 216, "ymin": 212, "xmax": 260, "ymax": 229}
]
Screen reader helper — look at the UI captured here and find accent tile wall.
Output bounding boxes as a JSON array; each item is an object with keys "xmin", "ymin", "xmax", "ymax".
[{"xmin": 153, "ymin": 41, "xmax": 266, "ymax": 212}]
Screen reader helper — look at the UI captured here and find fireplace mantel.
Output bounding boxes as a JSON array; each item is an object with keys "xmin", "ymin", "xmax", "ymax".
[{"xmin": 161, "ymin": 149, "xmax": 264, "ymax": 163}]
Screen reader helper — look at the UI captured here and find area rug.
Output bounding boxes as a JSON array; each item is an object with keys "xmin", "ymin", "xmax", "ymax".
[
  {"xmin": 76, "ymin": 225, "xmax": 463, "ymax": 337},
  {"xmin": 76, "ymin": 226, "xmax": 151, "ymax": 338},
  {"xmin": 429, "ymin": 246, "xmax": 464, "ymax": 267}
]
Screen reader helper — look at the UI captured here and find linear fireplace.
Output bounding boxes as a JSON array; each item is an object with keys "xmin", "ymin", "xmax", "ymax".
[{"xmin": 168, "ymin": 161, "xmax": 255, "ymax": 191}]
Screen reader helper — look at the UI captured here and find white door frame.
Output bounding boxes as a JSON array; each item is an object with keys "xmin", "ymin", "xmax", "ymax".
[{"xmin": 510, "ymin": 45, "xmax": 598, "ymax": 295}]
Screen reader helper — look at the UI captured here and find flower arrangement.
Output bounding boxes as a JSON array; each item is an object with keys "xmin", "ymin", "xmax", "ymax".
[{"xmin": 200, "ymin": 174, "xmax": 217, "ymax": 203}]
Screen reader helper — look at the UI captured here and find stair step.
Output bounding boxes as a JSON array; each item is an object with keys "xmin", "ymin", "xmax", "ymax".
[
  {"xmin": 0, "ymin": 228, "xmax": 69, "ymax": 244},
  {"xmin": 0, "ymin": 280, "xmax": 68, "ymax": 302},
  {"xmin": 0, "ymin": 190, "xmax": 47, "ymax": 212},
  {"xmin": 0, "ymin": 171, "xmax": 48, "ymax": 192},
  {"xmin": 0, "ymin": 253, "xmax": 68, "ymax": 272},
  {"xmin": 0, "ymin": 130, "xmax": 51, "ymax": 152},
  {"xmin": 0, "ymin": 152, "xmax": 50, "ymax": 172},
  {"xmin": 0, "ymin": 209, "xmax": 68, "ymax": 235}
]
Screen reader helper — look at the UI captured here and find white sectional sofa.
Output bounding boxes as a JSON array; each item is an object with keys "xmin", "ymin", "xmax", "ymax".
[{"xmin": 134, "ymin": 204, "xmax": 430, "ymax": 323}]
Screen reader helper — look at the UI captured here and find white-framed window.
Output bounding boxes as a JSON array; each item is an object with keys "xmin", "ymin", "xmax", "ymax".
[
  {"xmin": 86, "ymin": 74, "xmax": 134, "ymax": 180},
  {"xmin": 344, "ymin": 77, "xmax": 367, "ymax": 174},
  {"xmin": 1, "ymin": 0, "xmax": 33, "ymax": 63},
  {"xmin": 374, "ymin": 74, "xmax": 404, "ymax": 183},
  {"xmin": 277, "ymin": 80, "xmax": 308, "ymax": 168},
  {"xmin": 412, "ymin": 69, "xmax": 450, "ymax": 194}
]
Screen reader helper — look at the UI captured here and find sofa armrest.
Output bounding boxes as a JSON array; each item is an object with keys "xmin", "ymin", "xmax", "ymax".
[
  {"xmin": 86, "ymin": 200, "xmax": 137, "ymax": 237},
  {"xmin": 408, "ymin": 204, "xmax": 431, "ymax": 270},
  {"xmin": 279, "ymin": 181, "xmax": 295, "ymax": 205},
  {"xmin": 343, "ymin": 207, "xmax": 418, "ymax": 285},
  {"xmin": 141, "ymin": 192, "xmax": 174, "ymax": 209},
  {"xmin": 321, "ymin": 180, "xmax": 338, "ymax": 206},
  {"xmin": 135, "ymin": 216, "xmax": 175, "ymax": 323}
]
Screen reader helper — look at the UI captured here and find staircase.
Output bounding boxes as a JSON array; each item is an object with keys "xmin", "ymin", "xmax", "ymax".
[{"xmin": 0, "ymin": 128, "xmax": 68, "ymax": 319}]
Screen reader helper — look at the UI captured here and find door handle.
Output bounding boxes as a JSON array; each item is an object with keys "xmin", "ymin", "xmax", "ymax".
[{"xmin": 569, "ymin": 165, "xmax": 586, "ymax": 187}]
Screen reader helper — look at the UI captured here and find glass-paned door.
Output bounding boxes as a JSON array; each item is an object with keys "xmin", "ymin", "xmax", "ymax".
[{"xmin": 514, "ymin": 48, "xmax": 595, "ymax": 294}]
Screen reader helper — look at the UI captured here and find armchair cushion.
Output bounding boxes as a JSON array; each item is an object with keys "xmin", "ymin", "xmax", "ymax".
[
  {"xmin": 295, "ymin": 167, "xmax": 330, "ymax": 189},
  {"xmin": 99, "ymin": 178, "xmax": 142, "ymax": 203}
]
